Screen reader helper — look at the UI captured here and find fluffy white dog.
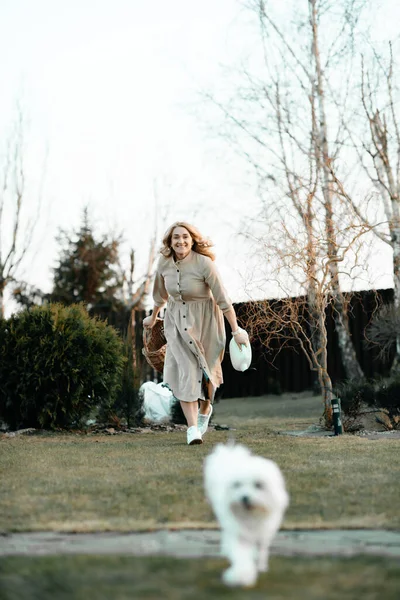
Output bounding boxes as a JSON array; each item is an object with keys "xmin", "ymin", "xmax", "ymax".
[{"xmin": 204, "ymin": 442, "xmax": 289, "ymax": 587}]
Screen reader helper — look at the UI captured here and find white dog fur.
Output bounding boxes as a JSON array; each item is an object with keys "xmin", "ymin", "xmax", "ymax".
[{"xmin": 204, "ymin": 442, "xmax": 289, "ymax": 587}]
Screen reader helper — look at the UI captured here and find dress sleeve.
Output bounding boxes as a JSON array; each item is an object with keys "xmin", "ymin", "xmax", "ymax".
[
  {"xmin": 203, "ymin": 257, "xmax": 233, "ymax": 314},
  {"xmin": 153, "ymin": 262, "xmax": 168, "ymax": 308}
]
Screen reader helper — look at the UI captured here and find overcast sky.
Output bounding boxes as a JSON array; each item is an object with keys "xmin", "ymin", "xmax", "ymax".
[{"xmin": 0, "ymin": 0, "xmax": 399, "ymax": 316}]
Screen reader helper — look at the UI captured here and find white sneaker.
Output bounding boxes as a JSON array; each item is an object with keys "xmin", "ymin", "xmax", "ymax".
[
  {"xmin": 187, "ymin": 426, "xmax": 203, "ymax": 445},
  {"xmin": 198, "ymin": 404, "xmax": 213, "ymax": 436}
]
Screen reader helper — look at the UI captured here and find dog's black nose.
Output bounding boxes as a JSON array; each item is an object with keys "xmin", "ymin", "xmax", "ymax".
[{"xmin": 242, "ymin": 495, "xmax": 251, "ymax": 509}]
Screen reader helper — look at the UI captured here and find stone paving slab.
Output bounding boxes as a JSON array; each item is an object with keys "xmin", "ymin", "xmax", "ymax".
[{"xmin": 1, "ymin": 530, "xmax": 400, "ymax": 559}]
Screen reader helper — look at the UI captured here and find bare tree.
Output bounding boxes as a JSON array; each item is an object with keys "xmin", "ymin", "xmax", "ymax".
[
  {"xmin": 127, "ymin": 181, "xmax": 171, "ymax": 382},
  {"xmin": 307, "ymin": 0, "xmax": 366, "ymax": 379},
  {"xmin": 0, "ymin": 108, "xmax": 45, "ymax": 318},
  {"xmin": 127, "ymin": 240, "xmax": 157, "ymax": 311},
  {"xmin": 355, "ymin": 43, "xmax": 400, "ymax": 370},
  {"xmin": 209, "ymin": 0, "xmax": 368, "ymax": 380},
  {"xmin": 243, "ymin": 178, "xmax": 372, "ymax": 422},
  {"xmin": 126, "ymin": 234, "xmax": 158, "ymax": 385}
]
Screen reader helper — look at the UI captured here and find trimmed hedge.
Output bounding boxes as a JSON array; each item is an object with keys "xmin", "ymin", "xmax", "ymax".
[
  {"xmin": 0, "ymin": 303, "xmax": 125, "ymax": 430},
  {"xmin": 110, "ymin": 330, "xmax": 144, "ymax": 428}
]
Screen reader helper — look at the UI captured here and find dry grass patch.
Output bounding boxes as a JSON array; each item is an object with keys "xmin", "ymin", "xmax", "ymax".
[{"xmin": 1, "ymin": 392, "xmax": 399, "ymax": 532}]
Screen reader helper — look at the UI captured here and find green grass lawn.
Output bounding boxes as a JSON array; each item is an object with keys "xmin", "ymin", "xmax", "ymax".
[
  {"xmin": 1, "ymin": 392, "xmax": 400, "ymax": 599},
  {"xmin": 1, "ymin": 392, "xmax": 399, "ymax": 533},
  {"xmin": 0, "ymin": 555, "xmax": 399, "ymax": 600}
]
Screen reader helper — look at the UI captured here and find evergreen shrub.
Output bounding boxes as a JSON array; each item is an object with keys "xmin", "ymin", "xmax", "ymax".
[
  {"xmin": 333, "ymin": 379, "xmax": 376, "ymax": 430},
  {"xmin": 334, "ymin": 377, "xmax": 400, "ymax": 431},
  {"xmin": 110, "ymin": 331, "xmax": 144, "ymax": 427},
  {"xmin": 374, "ymin": 379, "xmax": 400, "ymax": 430},
  {"xmin": 0, "ymin": 303, "xmax": 125, "ymax": 430}
]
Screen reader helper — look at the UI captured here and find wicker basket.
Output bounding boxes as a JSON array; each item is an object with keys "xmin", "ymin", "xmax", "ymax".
[{"xmin": 142, "ymin": 318, "xmax": 167, "ymax": 373}]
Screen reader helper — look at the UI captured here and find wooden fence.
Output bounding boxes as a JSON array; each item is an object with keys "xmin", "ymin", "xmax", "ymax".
[
  {"xmin": 117, "ymin": 288, "xmax": 394, "ymax": 399},
  {"xmin": 221, "ymin": 289, "xmax": 394, "ymax": 398}
]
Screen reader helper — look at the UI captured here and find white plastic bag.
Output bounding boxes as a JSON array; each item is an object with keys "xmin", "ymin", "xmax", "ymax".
[
  {"xmin": 140, "ymin": 381, "xmax": 175, "ymax": 422},
  {"xmin": 229, "ymin": 336, "xmax": 252, "ymax": 372}
]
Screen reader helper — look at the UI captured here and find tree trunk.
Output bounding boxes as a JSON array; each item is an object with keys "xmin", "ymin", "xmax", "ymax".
[
  {"xmin": 390, "ymin": 213, "xmax": 400, "ymax": 373},
  {"xmin": 305, "ymin": 192, "xmax": 325, "ymax": 391},
  {"xmin": 315, "ymin": 299, "xmax": 333, "ymax": 422},
  {"xmin": 309, "ymin": 0, "xmax": 364, "ymax": 381},
  {"xmin": 0, "ymin": 280, "xmax": 5, "ymax": 319}
]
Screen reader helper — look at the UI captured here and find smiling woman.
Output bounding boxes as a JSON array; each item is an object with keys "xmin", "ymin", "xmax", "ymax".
[
  {"xmin": 160, "ymin": 222, "xmax": 215, "ymax": 261},
  {"xmin": 170, "ymin": 226, "xmax": 195, "ymax": 260},
  {"xmin": 143, "ymin": 221, "xmax": 249, "ymax": 445}
]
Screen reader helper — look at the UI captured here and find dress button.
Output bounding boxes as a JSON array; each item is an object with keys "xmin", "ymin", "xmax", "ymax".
[
  {"xmin": 177, "ymin": 269, "xmax": 179, "ymax": 272},
  {"xmin": 184, "ymin": 328, "xmax": 187, "ymax": 331},
  {"xmin": 189, "ymin": 341, "xmax": 192, "ymax": 344},
  {"xmin": 183, "ymin": 302, "xmax": 186, "ymax": 305},
  {"xmin": 183, "ymin": 315, "xmax": 186, "ymax": 318}
]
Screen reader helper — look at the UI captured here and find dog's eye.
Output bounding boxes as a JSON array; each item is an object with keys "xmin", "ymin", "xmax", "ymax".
[{"xmin": 254, "ymin": 481, "xmax": 264, "ymax": 490}]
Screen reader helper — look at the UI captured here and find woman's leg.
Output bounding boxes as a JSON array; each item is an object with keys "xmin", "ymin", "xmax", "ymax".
[
  {"xmin": 180, "ymin": 400, "xmax": 199, "ymax": 427},
  {"xmin": 199, "ymin": 399, "xmax": 211, "ymax": 416},
  {"xmin": 199, "ymin": 380, "xmax": 214, "ymax": 415}
]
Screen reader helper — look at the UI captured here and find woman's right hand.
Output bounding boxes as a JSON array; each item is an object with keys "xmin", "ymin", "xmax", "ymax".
[
  {"xmin": 143, "ymin": 316, "xmax": 156, "ymax": 329},
  {"xmin": 234, "ymin": 330, "xmax": 249, "ymax": 348}
]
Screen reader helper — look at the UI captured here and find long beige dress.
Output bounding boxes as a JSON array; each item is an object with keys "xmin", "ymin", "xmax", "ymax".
[{"xmin": 153, "ymin": 250, "xmax": 233, "ymax": 402}]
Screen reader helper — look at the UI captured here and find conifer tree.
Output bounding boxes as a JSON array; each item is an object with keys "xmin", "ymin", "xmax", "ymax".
[{"xmin": 51, "ymin": 207, "xmax": 124, "ymax": 316}]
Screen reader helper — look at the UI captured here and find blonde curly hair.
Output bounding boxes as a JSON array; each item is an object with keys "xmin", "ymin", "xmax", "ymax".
[{"xmin": 160, "ymin": 221, "xmax": 215, "ymax": 261}]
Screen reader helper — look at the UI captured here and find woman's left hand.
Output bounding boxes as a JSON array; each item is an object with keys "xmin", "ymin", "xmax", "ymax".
[
  {"xmin": 233, "ymin": 330, "xmax": 249, "ymax": 348},
  {"xmin": 143, "ymin": 315, "xmax": 157, "ymax": 329}
]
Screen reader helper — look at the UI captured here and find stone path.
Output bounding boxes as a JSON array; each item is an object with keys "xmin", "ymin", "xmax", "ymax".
[{"xmin": 1, "ymin": 529, "xmax": 400, "ymax": 559}]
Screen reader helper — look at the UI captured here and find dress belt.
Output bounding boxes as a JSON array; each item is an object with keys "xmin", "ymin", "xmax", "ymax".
[{"xmin": 168, "ymin": 296, "xmax": 212, "ymax": 305}]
